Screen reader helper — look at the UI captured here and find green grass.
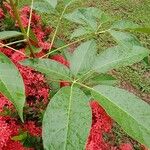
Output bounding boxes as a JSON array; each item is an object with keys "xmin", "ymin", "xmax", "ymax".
[{"xmin": 19, "ymin": 0, "xmax": 150, "ymax": 98}]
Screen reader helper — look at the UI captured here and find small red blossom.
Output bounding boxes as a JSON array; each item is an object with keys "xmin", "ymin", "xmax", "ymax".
[
  {"xmin": 3, "ymin": 2, "xmax": 14, "ymax": 17},
  {"xmin": 0, "ymin": 94, "xmax": 13, "ymax": 112},
  {"xmin": 0, "ymin": 119, "xmax": 11, "ymax": 149},
  {"xmin": 24, "ymin": 121, "xmax": 42, "ymax": 137},
  {"xmin": 3, "ymin": 140, "xmax": 34, "ymax": 150},
  {"xmin": 119, "ymin": 143, "xmax": 133, "ymax": 150},
  {"xmin": 0, "ymin": 8, "xmax": 4, "ymax": 19}
]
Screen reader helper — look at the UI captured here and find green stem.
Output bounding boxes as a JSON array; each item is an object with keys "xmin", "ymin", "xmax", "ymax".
[
  {"xmin": 0, "ymin": 42, "xmax": 27, "ymax": 56},
  {"xmin": 47, "ymin": 5, "xmax": 69, "ymax": 56},
  {"xmin": 40, "ymin": 30, "xmax": 108, "ymax": 58},
  {"xmin": 0, "ymin": 39, "xmax": 27, "ymax": 47},
  {"xmin": 9, "ymin": 0, "xmax": 35, "ymax": 58}
]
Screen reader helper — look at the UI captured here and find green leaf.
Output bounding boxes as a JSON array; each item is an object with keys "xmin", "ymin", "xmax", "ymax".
[
  {"xmin": 46, "ymin": 0, "xmax": 57, "ymax": 8},
  {"xmin": 93, "ymin": 45, "xmax": 149, "ymax": 73},
  {"xmin": 42, "ymin": 86, "xmax": 91, "ymax": 150},
  {"xmin": 12, "ymin": 132, "xmax": 27, "ymax": 141},
  {"xmin": 111, "ymin": 20, "xmax": 150, "ymax": 34},
  {"xmin": 111, "ymin": 20, "xmax": 140, "ymax": 30},
  {"xmin": 33, "ymin": 2, "xmax": 54, "ymax": 14},
  {"xmin": 0, "ymin": 53, "xmax": 25, "ymax": 121},
  {"xmin": 70, "ymin": 40, "xmax": 97, "ymax": 76},
  {"xmin": 109, "ymin": 30, "xmax": 141, "ymax": 47},
  {"xmin": 85, "ymin": 73, "xmax": 118, "ymax": 86},
  {"xmin": 91, "ymin": 85, "xmax": 150, "ymax": 148},
  {"xmin": 64, "ymin": 7, "xmax": 110, "ymax": 30},
  {"xmin": 64, "ymin": 8, "xmax": 96, "ymax": 30},
  {"xmin": 21, "ymin": 58, "xmax": 71, "ymax": 81},
  {"xmin": 0, "ymin": 31, "xmax": 22, "ymax": 40},
  {"xmin": 71, "ymin": 26, "xmax": 92, "ymax": 39}
]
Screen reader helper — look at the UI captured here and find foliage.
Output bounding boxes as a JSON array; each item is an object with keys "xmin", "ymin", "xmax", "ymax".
[{"xmin": 0, "ymin": 0, "xmax": 150, "ymax": 149}]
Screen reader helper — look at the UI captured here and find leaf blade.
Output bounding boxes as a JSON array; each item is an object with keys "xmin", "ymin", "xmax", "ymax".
[
  {"xmin": 93, "ymin": 45, "xmax": 149, "ymax": 73},
  {"xmin": 0, "ymin": 31, "xmax": 22, "ymax": 40},
  {"xmin": 70, "ymin": 40, "xmax": 97, "ymax": 76},
  {"xmin": 91, "ymin": 85, "xmax": 150, "ymax": 147},
  {"xmin": 42, "ymin": 86, "xmax": 92, "ymax": 150},
  {"xmin": 0, "ymin": 53, "xmax": 25, "ymax": 121},
  {"xmin": 21, "ymin": 58, "xmax": 71, "ymax": 81}
]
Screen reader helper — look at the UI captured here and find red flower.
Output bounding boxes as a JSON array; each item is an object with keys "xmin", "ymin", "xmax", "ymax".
[
  {"xmin": 86, "ymin": 101, "xmax": 113, "ymax": 150},
  {"xmin": 0, "ymin": 8, "xmax": 4, "ymax": 19},
  {"xmin": 3, "ymin": 140, "xmax": 34, "ymax": 150},
  {"xmin": 119, "ymin": 143, "xmax": 133, "ymax": 150},
  {"xmin": 0, "ymin": 118, "xmax": 11, "ymax": 149},
  {"xmin": 0, "ymin": 94, "xmax": 13, "ymax": 112},
  {"xmin": 24, "ymin": 121, "xmax": 42, "ymax": 137}
]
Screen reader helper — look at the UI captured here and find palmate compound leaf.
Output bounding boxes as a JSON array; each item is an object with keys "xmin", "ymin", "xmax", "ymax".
[
  {"xmin": 91, "ymin": 85, "xmax": 150, "ymax": 147},
  {"xmin": 70, "ymin": 40, "xmax": 97, "ymax": 76},
  {"xmin": 42, "ymin": 86, "xmax": 92, "ymax": 150},
  {"xmin": 21, "ymin": 58, "xmax": 71, "ymax": 81},
  {"xmin": 0, "ymin": 53, "xmax": 25, "ymax": 121},
  {"xmin": 93, "ymin": 45, "xmax": 149, "ymax": 73}
]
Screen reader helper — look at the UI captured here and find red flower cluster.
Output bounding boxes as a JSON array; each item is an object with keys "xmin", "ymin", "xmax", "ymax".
[
  {"xmin": 86, "ymin": 101, "xmax": 113, "ymax": 150},
  {"xmin": 0, "ymin": 4, "xmax": 50, "ymax": 149}
]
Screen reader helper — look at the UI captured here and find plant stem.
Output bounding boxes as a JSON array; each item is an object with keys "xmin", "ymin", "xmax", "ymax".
[
  {"xmin": 9, "ymin": 0, "xmax": 35, "ymax": 58},
  {"xmin": 0, "ymin": 42, "xmax": 27, "ymax": 56},
  {"xmin": 0, "ymin": 39, "xmax": 27, "ymax": 47},
  {"xmin": 27, "ymin": 0, "xmax": 34, "ymax": 36},
  {"xmin": 40, "ymin": 30, "xmax": 108, "ymax": 58},
  {"xmin": 47, "ymin": 4, "xmax": 69, "ymax": 56}
]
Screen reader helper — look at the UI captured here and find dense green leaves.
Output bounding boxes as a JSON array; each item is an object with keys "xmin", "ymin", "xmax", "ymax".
[
  {"xmin": 70, "ymin": 40, "xmax": 97, "ymax": 76},
  {"xmin": 0, "ymin": 53, "xmax": 25, "ymax": 121},
  {"xmin": 0, "ymin": 31, "xmax": 22, "ymax": 40},
  {"xmin": 91, "ymin": 85, "xmax": 150, "ymax": 147},
  {"xmin": 93, "ymin": 45, "xmax": 149, "ymax": 73},
  {"xmin": 42, "ymin": 86, "xmax": 91, "ymax": 150},
  {"xmin": 21, "ymin": 59, "xmax": 71, "ymax": 81}
]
